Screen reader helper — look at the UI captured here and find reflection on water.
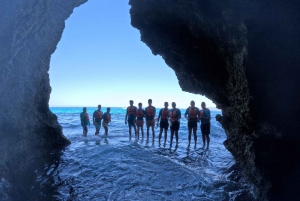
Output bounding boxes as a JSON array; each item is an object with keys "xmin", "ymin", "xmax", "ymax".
[{"xmin": 1, "ymin": 108, "xmax": 256, "ymax": 200}]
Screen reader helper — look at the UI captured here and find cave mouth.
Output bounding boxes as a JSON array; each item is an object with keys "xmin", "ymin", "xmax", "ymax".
[{"xmin": 49, "ymin": 0, "xmax": 216, "ymax": 110}]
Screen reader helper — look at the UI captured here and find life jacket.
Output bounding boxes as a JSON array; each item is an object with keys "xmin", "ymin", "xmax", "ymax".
[
  {"xmin": 199, "ymin": 110, "xmax": 204, "ymax": 117},
  {"xmin": 161, "ymin": 109, "xmax": 169, "ymax": 120},
  {"xmin": 96, "ymin": 111, "xmax": 102, "ymax": 119},
  {"xmin": 189, "ymin": 107, "xmax": 198, "ymax": 118},
  {"xmin": 170, "ymin": 109, "xmax": 178, "ymax": 121},
  {"xmin": 85, "ymin": 113, "xmax": 89, "ymax": 121},
  {"xmin": 105, "ymin": 114, "xmax": 111, "ymax": 123},
  {"xmin": 146, "ymin": 106, "xmax": 154, "ymax": 116},
  {"xmin": 136, "ymin": 109, "xmax": 143, "ymax": 118},
  {"xmin": 127, "ymin": 106, "xmax": 135, "ymax": 115}
]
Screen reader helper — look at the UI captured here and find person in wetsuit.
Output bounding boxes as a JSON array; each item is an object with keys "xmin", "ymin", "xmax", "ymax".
[
  {"xmin": 157, "ymin": 102, "xmax": 170, "ymax": 145},
  {"xmin": 145, "ymin": 99, "xmax": 156, "ymax": 141},
  {"xmin": 93, "ymin": 105, "xmax": 103, "ymax": 135},
  {"xmin": 184, "ymin": 101, "xmax": 200, "ymax": 148},
  {"xmin": 136, "ymin": 103, "xmax": 145, "ymax": 139},
  {"xmin": 125, "ymin": 100, "xmax": 137, "ymax": 139},
  {"xmin": 102, "ymin": 107, "xmax": 111, "ymax": 135},
  {"xmin": 80, "ymin": 107, "xmax": 90, "ymax": 135},
  {"xmin": 169, "ymin": 102, "xmax": 181, "ymax": 148},
  {"xmin": 199, "ymin": 102, "xmax": 211, "ymax": 150}
]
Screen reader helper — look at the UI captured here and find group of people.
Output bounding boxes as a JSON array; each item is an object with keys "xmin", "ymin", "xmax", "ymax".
[
  {"xmin": 80, "ymin": 106, "xmax": 111, "ymax": 135},
  {"xmin": 80, "ymin": 99, "xmax": 211, "ymax": 149}
]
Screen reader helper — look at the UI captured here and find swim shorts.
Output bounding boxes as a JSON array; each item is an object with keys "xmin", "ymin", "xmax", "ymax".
[
  {"xmin": 83, "ymin": 125, "xmax": 87, "ymax": 132},
  {"xmin": 94, "ymin": 122, "xmax": 100, "ymax": 130},
  {"xmin": 136, "ymin": 120, "xmax": 144, "ymax": 127},
  {"xmin": 200, "ymin": 123, "xmax": 210, "ymax": 135},
  {"xmin": 128, "ymin": 119, "xmax": 135, "ymax": 126},
  {"xmin": 170, "ymin": 121, "xmax": 180, "ymax": 131},
  {"xmin": 160, "ymin": 121, "xmax": 169, "ymax": 129},
  {"xmin": 188, "ymin": 121, "xmax": 197, "ymax": 128},
  {"xmin": 147, "ymin": 119, "xmax": 155, "ymax": 127},
  {"xmin": 102, "ymin": 121, "xmax": 108, "ymax": 127}
]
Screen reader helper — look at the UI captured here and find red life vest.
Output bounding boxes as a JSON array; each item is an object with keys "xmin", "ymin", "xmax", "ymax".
[
  {"xmin": 170, "ymin": 109, "xmax": 178, "ymax": 121},
  {"xmin": 161, "ymin": 109, "xmax": 169, "ymax": 120},
  {"xmin": 199, "ymin": 110, "xmax": 204, "ymax": 117},
  {"xmin": 85, "ymin": 113, "xmax": 89, "ymax": 121},
  {"xmin": 96, "ymin": 111, "xmax": 102, "ymax": 119},
  {"xmin": 136, "ymin": 109, "xmax": 143, "ymax": 118},
  {"xmin": 105, "ymin": 114, "xmax": 111, "ymax": 123},
  {"xmin": 189, "ymin": 107, "xmax": 198, "ymax": 118},
  {"xmin": 146, "ymin": 106, "xmax": 154, "ymax": 116},
  {"xmin": 127, "ymin": 106, "xmax": 135, "ymax": 115}
]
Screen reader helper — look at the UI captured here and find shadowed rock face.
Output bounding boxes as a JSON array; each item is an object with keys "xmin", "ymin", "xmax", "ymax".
[
  {"xmin": 0, "ymin": 0, "xmax": 87, "ymax": 182},
  {"xmin": 129, "ymin": 0, "xmax": 300, "ymax": 200},
  {"xmin": 0, "ymin": 0, "xmax": 300, "ymax": 200}
]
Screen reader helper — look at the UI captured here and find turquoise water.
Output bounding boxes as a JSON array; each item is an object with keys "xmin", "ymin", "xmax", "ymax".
[{"xmin": 1, "ymin": 107, "xmax": 255, "ymax": 200}]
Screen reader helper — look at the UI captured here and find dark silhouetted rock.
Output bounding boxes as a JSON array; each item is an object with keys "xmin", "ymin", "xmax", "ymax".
[{"xmin": 1, "ymin": 0, "xmax": 300, "ymax": 200}]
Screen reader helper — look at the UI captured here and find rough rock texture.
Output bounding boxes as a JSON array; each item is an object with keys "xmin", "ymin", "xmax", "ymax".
[
  {"xmin": 1, "ymin": 0, "xmax": 300, "ymax": 200},
  {"xmin": 0, "ymin": 0, "xmax": 86, "ymax": 182},
  {"xmin": 129, "ymin": 0, "xmax": 300, "ymax": 200}
]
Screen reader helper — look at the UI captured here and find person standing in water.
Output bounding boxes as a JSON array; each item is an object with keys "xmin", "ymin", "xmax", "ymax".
[
  {"xmin": 80, "ymin": 107, "xmax": 90, "ymax": 135},
  {"xmin": 125, "ymin": 100, "xmax": 137, "ymax": 139},
  {"xmin": 93, "ymin": 105, "xmax": 103, "ymax": 135},
  {"xmin": 136, "ymin": 103, "xmax": 145, "ymax": 139},
  {"xmin": 145, "ymin": 99, "xmax": 156, "ymax": 141},
  {"xmin": 199, "ymin": 102, "xmax": 211, "ymax": 149},
  {"xmin": 184, "ymin": 101, "xmax": 200, "ymax": 148},
  {"xmin": 169, "ymin": 102, "xmax": 181, "ymax": 148},
  {"xmin": 102, "ymin": 107, "xmax": 111, "ymax": 135},
  {"xmin": 157, "ymin": 102, "xmax": 170, "ymax": 145}
]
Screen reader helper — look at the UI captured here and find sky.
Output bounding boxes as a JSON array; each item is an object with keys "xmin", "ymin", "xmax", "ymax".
[{"xmin": 49, "ymin": 0, "xmax": 216, "ymax": 109}]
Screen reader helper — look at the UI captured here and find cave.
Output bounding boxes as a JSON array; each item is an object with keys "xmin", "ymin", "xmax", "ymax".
[{"xmin": 1, "ymin": 0, "xmax": 300, "ymax": 200}]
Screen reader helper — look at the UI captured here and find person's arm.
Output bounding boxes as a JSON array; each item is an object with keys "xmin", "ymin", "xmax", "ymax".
[
  {"xmin": 80, "ymin": 113, "xmax": 84, "ymax": 126},
  {"xmin": 134, "ymin": 107, "xmax": 137, "ymax": 122},
  {"xmin": 125, "ymin": 108, "xmax": 128, "ymax": 124},
  {"xmin": 153, "ymin": 107, "xmax": 156, "ymax": 118},
  {"xmin": 157, "ymin": 109, "xmax": 162, "ymax": 125},
  {"xmin": 178, "ymin": 109, "xmax": 182, "ymax": 121},
  {"xmin": 184, "ymin": 108, "xmax": 188, "ymax": 119}
]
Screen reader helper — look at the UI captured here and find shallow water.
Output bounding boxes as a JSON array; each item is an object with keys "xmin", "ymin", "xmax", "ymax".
[{"xmin": 1, "ymin": 107, "xmax": 255, "ymax": 200}]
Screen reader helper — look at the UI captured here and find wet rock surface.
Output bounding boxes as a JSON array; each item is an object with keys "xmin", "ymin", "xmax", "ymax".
[
  {"xmin": 129, "ymin": 0, "xmax": 300, "ymax": 200},
  {"xmin": 0, "ymin": 0, "xmax": 300, "ymax": 200}
]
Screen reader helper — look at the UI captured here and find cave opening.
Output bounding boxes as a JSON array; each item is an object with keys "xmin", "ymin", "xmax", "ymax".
[{"xmin": 49, "ymin": 0, "xmax": 216, "ymax": 110}]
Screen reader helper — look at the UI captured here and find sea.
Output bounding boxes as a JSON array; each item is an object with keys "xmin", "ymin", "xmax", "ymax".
[{"xmin": 0, "ymin": 107, "xmax": 256, "ymax": 201}]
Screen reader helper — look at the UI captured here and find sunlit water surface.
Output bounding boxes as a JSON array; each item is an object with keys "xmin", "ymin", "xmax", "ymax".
[{"xmin": 1, "ymin": 107, "xmax": 255, "ymax": 201}]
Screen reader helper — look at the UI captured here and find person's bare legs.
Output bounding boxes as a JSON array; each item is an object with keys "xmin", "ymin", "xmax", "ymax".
[
  {"xmin": 193, "ymin": 127, "xmax": 197, "ymax": 148},
  {"xmin": 188, "ymin": 127, "xmax": 192, "ymax": 147},
  {"xmin": 164, "ymin": 128, "xmax": 168, "ymax": 144},
  {"xmin": 170, "ymin": 130, "xmax": 174, "ymax": 148},
  {"xmin": 158, "ymin": 127, "xmax": 163, "ymax": 144}
]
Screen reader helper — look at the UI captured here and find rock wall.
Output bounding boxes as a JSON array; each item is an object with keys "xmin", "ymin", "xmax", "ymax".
[
  {"xmin": 0, "ymin": 0, "xmax": 300, "ymax": 200},
  {"xmin": 129, "ymin": 0, "xmax": 300, "ymax": 200},
  {"xmin": 0, "ymin": 0, "xmax": 87, "ymax": 181}
]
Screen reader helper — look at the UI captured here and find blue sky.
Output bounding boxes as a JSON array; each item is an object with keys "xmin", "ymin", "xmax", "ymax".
[{"xmin": 49, "ymin": 0, "xmax": 215, "ymax": 109}]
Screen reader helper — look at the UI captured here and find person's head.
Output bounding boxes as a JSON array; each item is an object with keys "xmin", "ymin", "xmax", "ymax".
[
  {"xmin": 83, "ymin": 107, "xmax": 87, "ymax": 112},
  {"xmin": 201, "ymin": 102, "xmax": 206, "ymax": 109},
  {"xmin": 190, "ymin": 100, "xmax": 195, "ymax": 107},
  {"xmin": 164, "ymin": 102, "xmax": 169, "ymax": 108},
  {"xmin": 98, "ymin": 105, "xmax": 101, "ymax": 110},
  {"xmin": 107, "ymin": 107, "xmax": 111, "ymax": 112},
  {"xmin": 172, "ymin": 102, "xmax": 176, "ymax": 109},
  {"xmin": 138, "ymin": 102, "xmax": 142, "ymax": 109},
  {"xmin": 129, "ymin": 100, "xmax": 133, "ymax": 106},
  {"xmin": 148, "ymin": 99, "xmax": 152, "ymax": 106}
]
